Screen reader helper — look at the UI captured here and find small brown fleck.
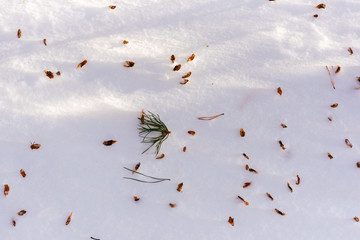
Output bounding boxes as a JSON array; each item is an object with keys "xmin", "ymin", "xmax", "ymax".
[
  {"xmin": 348, "ymin": 48, "xmax": 353, "ymax": 55},
  {"xmin": 313, "ymin": 14, "xmax": 318, "ymax": 18},
  {"xmin": 328, "ymin": 153, "xmax": 333, "ymax": 159},
  {"xmin": 240, "ymin": 128, "xmax": 245, "ymax": 137},
  {"xmin": 133, "ymin": 196, "xmax": 140, "ymax": 201},
  {"xmin": 356, "ymin": 162, "xmax": 360, "ymax": 168},
  {"xmin": 182, "ymin": 72, "xmax": 192, "ymax": 78},
  {"xmin": 237, "ymin": 195, "xmax": 249, "ymax": 206},
  {"xmin": 103, "ymin": 140, "xmax": 117, "ymax": 146},
  {"xmin": 4, "ymin": 184, "xmax": 9, "ymax": 197},
  {"xmin": 123, "ymin": 40, "xmax": 129, "ymax": 44},
  {"xmin": 188, "ymin": 130, "xmax": 196, "ymax": 136},
  {"xmin": 43, "ymin": 38, "xmax": 47, "ymax": 46},
  {"xmin": 281, "ymin": 123, "xmax": 287, "ymax": 128},
  {"xmin": 169, "ymin": 203, "xmax": 176, "ymax": 208},
  {"xmin": 187, "ymin": 54, "xmax": 195, "ymax": 62},
  {"xmin": 275, "ymin": 208, "xmax": 285, "ymax": 216},
  {"xmin": 277, "ymin": 87, "xmax": 282, "ymax": 96},
  {"xmin": 177, "ymin": 182, "xmax": 183, "ymax": 192},
  {"xmin": 279, "ymin": 140, "xmax": 286, "ymax": 150},
  {"xmin": 180, "ymin": 79, "xmax": 189, "ymax": 85},
  {"xmin": 156, "ymin": 153, "xmax": 165, "ymax": 159},
  {"xmin": 245, "ymin": 164, "xmax": 249, "ymax": 171},
  {"xmin": 133, "ymin": 162, "xmax": 141, "ymax": 173},
  {"xmin": 243, "ymin": 153, "xmax": 249, "ymax": 160},
  {"xmin": 266, "ymin": 192, "xmax": 274, "ymax": 201},
  {"xmin": 335, "ymin": 66, "xmax": 341, "ymax": 74},
  {"xmin": 44, "ymin": 71, "xmax": 54, "ymax": 79},
  {"xmin": 171, "ymin": 55, "xmax": 175, "ymax": 64},
  {"xmin": 287, "ymin": 182, "xmax": 293, "ymax": 192},
  {"xmin": 173, "ymin": 64, "xmax": 181, "ymax": 71},
  {"xmin": 12, "ymin": 220, "xmax": 16, "ymax": 227},
  {"xmin": 65, "ymin": 212, "xmax": 72, "ymax": 225},
  {"xmin": 296, "ymin": 173, "xmax": 300, "ymax": 185},
  {"xmin": 56, "ymin": 71, "xmax": 61, "ymax": 76},
  {"xmin": 183, "ymin": 146, "xmax": 187, "ymax": 152},
  {"xmin": 316, "ymin": 4, "xmax": 326, "ymax": 9},
  {"xmin": 20, "ymin": 169, "xmax": 26, "ymax": 178},
  {"xmin": 109, "ymin": 5, "xmax": 116, "ymax": 9},
  {"xmin": 30, "ymin": 142, "xmax": 41, "ymax": 150},
  {"xmin": 354, "ymin": 217, "xmax": 359, "ymax": 222},
  {"xmin": 228, "ymin": 216, "xmax": 234, "ymax": 226},
  {"xmin": 328, "ymin": 117, "xmax": 332, "ymax": 121},
  {"xmin": 77, "ymin": 60, "xmax": 87, "ymax": 68},
  {"xmin": 249, "ymin": 168, "xmax": 258, "ymax": 174},
  {"xmin": 17, "ymin": 29, "xmax": 21, "ymax": 38},
  {"xmin": 243, "ymin": 182, "xmax": 252, "ymax": 188},
  {"xmin": 124, "ymin": 61, "xmax": 135, "ymax": 68},
  {"xmin": 345, "ymin": 139, "xmax": 353, "ymax": 148},
  {"xmin": 18, "ymin": 210, "xmax": 27, "ymax": 216}
]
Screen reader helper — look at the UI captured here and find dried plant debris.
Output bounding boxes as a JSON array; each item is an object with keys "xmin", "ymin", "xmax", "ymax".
[
  {"xmin": 18, "ymin": 210, "xmax": 26, "ymax": 216},
  {"xmin": 56, "ymin": 71, "xmax": 61, "ymax": 76},
  {"xmin": 30, "ymin": 142, "xmax": 41, "ymax": 150},
  {"xmin": 296, "ymin": 173, "xmax": 300, "ymax": 185},
  {"xmin": 243, "ymin": 182, "xmax": 252, "ymax": 188},
  {"xmin": 348, "ymin": 48, "xmax": 353, "ymax": 55},
  {"xmin": 17, "ymin": 29, "xmax": 21, "ymax": 38},
  {"xmin": 43, "ymin": 39, "xmax": 47, "ymax": 46},
  {"xmin": 277, "ymin": 87, "xmax": 282, "ymax": 96},
  {"xmin": 123, "ymin": 40, "xmax": 129, "ymax": 44},
  {"xmin": 124, "ymin": 61, "xmax": 135, "ymax": 68},
  {"xmin": 44, "ymin": 71, "xmax": 54, "ymax": 79},
  {"xmin": 275, "ymin": 208, "xmax": 286, "ymax": 216},
  {"xmin": 245, "ymin": 164, "xmax": 249, "ymax": 171},
  {"xmin": 356, "ymin": 162, "xmax": 360, "ymax": 168},
  {"xmin": 237, "ymin": 195, "xmax": 249, "ymax": 206},
  {"xmin": 133, "ymin": 162, "xmax": 141, "ymax": 173},
  {"xmin": 91, "ymin": 237, "xmax": 101, "ymax": 240},
  {"xmin": 180, "ymin": 79, "xmax": 189, "ymax": 85},
  {"xmin": 316, "ymin": 4, "xmax": 326, "ymax": 9},
  {"xmin": 279, "ymin": 140, "xmax": 286, "ymax": 150},
  {"xmin": 12, "ymin": 220, "xmax": 16, "ymax": 227},
  {"xmin": 156, "ymin": 153, "xmax": 165, "ymax": 159},
  {"xmin": 249, "ymin": 168, "xmax": 258, "ymax": 174},
  {"xmin": 177, "ymin": 182, "xmax": 183, "ymax": 192},
  {"xmin": 109, "ymin": 5, "xmax": 116, "ymax": 9},
  {"xmin": 325, "ymin": 66, "xmax": 336, "ymax": 89},
  {"xmin": 183, "ymin": 146, "xmax": 187, "ymax": 152},
  {"xmin": 228, "ymin": 216, "xmax": 234, "ymax": 226},
  {"xmin": 103, "ymin": 140, "xmax": 117, "ymax": 146},
  {"xmin": 171, "ymin": 55, "xmax": 175, "ymax": 64},
  {"xmin": 198, "ymin": 113, "xmax": 224, "ymax": 120},
  {"xmin": 266, "ymin": 192, "xmax": 274, "ymax": 201},
  {"xmin": 138, "ymin": 111, "xmax": 170, "ymax": 156},
  {"xmin": 243, "ymin": 153, "xmax": 249, "ymax": 160},
  {"xmin": 187, "ymin": 54, "xmax": 195, "ymax": 62},
  {"xmin": 345, "ymin": 139, "xmax": 353, "ymax": 148},
  {"xmin": 313, "ymin": 14, "xmax": 319, "ymax": 18},
  {"xmin": 182, "ymin": 72, "xmax": 191, "ymax": 78},
  {"xmin": 354, "ymin": 217, "xmax": 359, "ymax": 222},
  {"xmin": 281, "ymin": 123, "xmax": 287, "ymax": 128},
  {"xmin": 123, "ymin": 167, "xmax": 170, "ymax": 183},
  {"xmin": 335, "ymin": 66, "xmax": 341, "ymax": 74},
  {"xmin": 133, "ymin": 196, "xmax": 140, "ymax": 201},
  {"xmin": 240, "ymin": 128, "xmax": 245, "ymax": 137},
  {"xmin": 4, "ymin": 184, "xmax": 9, "ymax": 197},
  {"xmin": 328, "ymin": 117, "xmax": 333, "ymax": 121},
  {"xmin": 188, "ymin": 130, "xmax": 196, "ymax": 136},
  {"xmin": 65, "ymin": 212, "xmax": 72, "ymax": 225},
  {"xmin": 20, "ymin": 169, "xmax": 26, "ymax": 178},
  {"xmin": 77, "ymin": 60, "xmax": 87, "ymax": 68},
  {"xmin": 328, "ymin": 153, "xmax": 333, "ymax": 159},
  {"xmin": 169, "ymin": 203, "xmax": 176, "ymax": 208},
  {"xmin": 287, "ymin": 182, "xmax": 293, "ymax": 192},
  {"xmin": 173, "ymin": 64, "xmax": 181, "ymax": 71}
]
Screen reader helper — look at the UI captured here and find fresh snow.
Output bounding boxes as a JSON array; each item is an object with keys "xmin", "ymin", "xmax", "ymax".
[{"xmin": 0, "ymin": 0, "xmax": 360, "ymax": 239}]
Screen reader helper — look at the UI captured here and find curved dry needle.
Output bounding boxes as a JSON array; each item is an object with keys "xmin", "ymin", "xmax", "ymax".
[
  {"xmin": 123, "ymin": 177, "xmax": 168, "ymax": 183},
  {"xmin": 197, "ymin": 113, "xmax": 224, "ymax": 120},
  {"xmin": 123, "ymin": 167, "xmax": 170, "ymax": 181}
]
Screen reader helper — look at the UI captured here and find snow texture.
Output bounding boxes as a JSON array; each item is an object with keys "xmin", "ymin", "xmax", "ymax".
[{"xmin": 1, "ymin": 0, "xmax": 360, "ymax": 239}]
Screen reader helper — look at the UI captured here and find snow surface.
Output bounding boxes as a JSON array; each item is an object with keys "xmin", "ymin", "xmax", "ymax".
[{"xmin": 1, "ymin": 0, "xmax": 360, "ymax": 239}]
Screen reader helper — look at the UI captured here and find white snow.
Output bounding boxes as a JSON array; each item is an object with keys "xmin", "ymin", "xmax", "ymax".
[{"xmin": 1, "ymin": 0, "xmax": 360, "ymax": 239}]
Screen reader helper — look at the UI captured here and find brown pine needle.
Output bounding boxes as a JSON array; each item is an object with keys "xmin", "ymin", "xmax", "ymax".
[
  {"xmin": 326, "ymin": 66, "xmax": 335, "ymax": 89},
  {"xmin": 198, "ymin": 113, "xmax": 224, "ymax": 120}
]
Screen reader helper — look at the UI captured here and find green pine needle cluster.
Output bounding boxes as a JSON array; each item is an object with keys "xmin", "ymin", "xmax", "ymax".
[{"xmin": 138, "ymin": 111, "xmax": 171, "ymax": 156}]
